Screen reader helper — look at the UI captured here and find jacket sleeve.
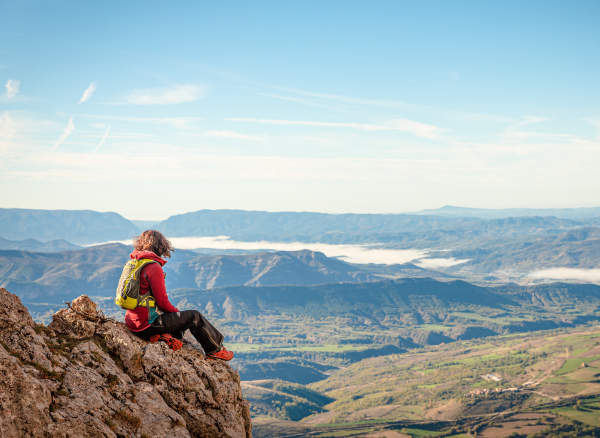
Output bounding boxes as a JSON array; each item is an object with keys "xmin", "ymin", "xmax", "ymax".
[{"xmin": 145, "ymin": 263, "xmax": 179, "ymax": 313}]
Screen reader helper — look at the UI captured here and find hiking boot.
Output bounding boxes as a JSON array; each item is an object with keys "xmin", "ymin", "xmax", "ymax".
[
  {"xmin": 149, "ymin": 334, "xmax": 183, "ymax": 351},
  {"xmin": 206, "ymin": 347, "xmax": 234, "ymax": 361}
]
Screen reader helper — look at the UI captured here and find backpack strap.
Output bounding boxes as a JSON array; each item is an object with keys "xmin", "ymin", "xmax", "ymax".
[{"xmin": 138, "ymin": 260, "xmax": 159, "ymax": 309}]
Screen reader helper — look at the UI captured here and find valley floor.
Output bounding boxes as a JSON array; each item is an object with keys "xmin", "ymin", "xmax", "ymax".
[{"xmin": 248, "ymin": 326, "xmax": 600, "ymax": 437}]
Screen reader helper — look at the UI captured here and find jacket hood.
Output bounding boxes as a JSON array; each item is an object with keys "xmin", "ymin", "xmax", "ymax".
[{"xmin": 130, "ymin": 250, "xmax": 167, "ymax": 266}]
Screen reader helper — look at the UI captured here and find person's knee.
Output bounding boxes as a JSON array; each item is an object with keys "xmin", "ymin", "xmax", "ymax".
[{"xmin": 190, "ymin": 310, "xmax": 201, "ymax": 327}]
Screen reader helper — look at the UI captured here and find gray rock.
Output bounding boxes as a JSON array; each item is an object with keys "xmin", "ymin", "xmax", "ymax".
[{"xmin": 0, "ymin": 289, "xmax": 252, "ymax": 438}]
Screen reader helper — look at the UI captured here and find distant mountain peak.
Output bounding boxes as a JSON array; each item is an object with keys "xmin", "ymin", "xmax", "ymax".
[{"xmin": 408, "ymin": 205, "xmax": 600, "ymax": 220}]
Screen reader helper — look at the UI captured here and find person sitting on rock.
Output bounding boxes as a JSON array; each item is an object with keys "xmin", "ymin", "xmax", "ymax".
[{"xmin": 124, "ymin": 230, "xmax": 234, "ymax": 361}]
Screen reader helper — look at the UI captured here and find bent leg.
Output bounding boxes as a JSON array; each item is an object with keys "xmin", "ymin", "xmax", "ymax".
[
  {"xmin": 142, "ymin": 310, "xmax": 224, "ymax": 354},
  {"xmin": 185, "ymin": 311, "xmax": 225, "ymax": 354}
]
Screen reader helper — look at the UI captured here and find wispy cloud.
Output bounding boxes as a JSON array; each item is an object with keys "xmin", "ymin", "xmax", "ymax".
[
  {"xmin": 4, "ymin": 79, "xmax": 20, "ymax": 98},
  {"xmin": 527, "ymin": 268, "xmax": 600, "ymax": 283},
  {"xmin": 79, "ymin": 114, "xmax": 202, "ymax": 128},
  {"xmin": 228, "ymin": 117, "xmax": 387, "ymax": 131},
  {"xmin": 126, "ymin": 84, "xmax": 207, "ymax": 105},
  {"xmin": 0, "ymin": 112, "xmax": 17, "ymax": 154},
  {"xmin": 268, "ymin": 85, "xmax": 513, "ymax": 124},
  {"xmin": 518, "ymin": 116, "xmax": 550, "ymax": 126},
  {"xmin": 256, "ymin": 93, "xmax": 344, "ymax": 112},
  {"xmin": 227, "ymin": 117, "xmax": 442, "ymax": 139},
  {"xmin": 386, "ymin": 118, "xmax": 443, "ymax": 139},
  {"xmin": 504, "ymin": 116, "xmax": 551, "ymax": 133},
  {"xmin": 205, "ymin": 130, "xmax": 261, "ymax": 140},
  {"xmin": 0, "ymin": 110, "xmax": 56, "ymax": 148},
  {"xmin": 274, "ymin": 86, "xmax": 404, "ymax": 108},
  {"xmin": 499, "ymin": 131, "xmax": 589, "ymax": 144},
  {"xmin": 92, "ymin": 126, "xmax": 110, "ymax": 154},
  {"xmin": 78, "ymin": 83, "xmax": 97, "ymax": 104},
  {"xmin": 51, "ymin": 116, "xmax": 75, "ymax": 150},
  {"xmin": 9, "ymin": 149, "xmax": 441, "ymax": 183},
  {"xmin": 586, "ymin": 118, "xmax": 600, "ymax": 137}
]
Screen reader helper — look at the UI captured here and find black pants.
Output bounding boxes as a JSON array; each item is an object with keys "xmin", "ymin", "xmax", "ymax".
[{"xmin": 137, "ymin": 310, "xmax": 224, "ymax": 355}]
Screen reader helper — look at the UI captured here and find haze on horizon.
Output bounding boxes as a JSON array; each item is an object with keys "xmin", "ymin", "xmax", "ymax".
[{"xmin": 1, "ymin": 1, "xmax": 599, "ymax": 220}]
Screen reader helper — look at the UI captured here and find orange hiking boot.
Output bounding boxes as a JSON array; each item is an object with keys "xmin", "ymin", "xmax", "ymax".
[
  {"xmin": 149, "ymin": 334, "xmax": 183, "ymax": 351},
  {"xmin": 206, "ymin": 347, "xmax": 234, "ymax": 361}
]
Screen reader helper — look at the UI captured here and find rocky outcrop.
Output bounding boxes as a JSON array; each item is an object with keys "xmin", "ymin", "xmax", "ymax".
[{"xmin": 0, "ymin": 288, "xmax": 252, "ymax": 438}]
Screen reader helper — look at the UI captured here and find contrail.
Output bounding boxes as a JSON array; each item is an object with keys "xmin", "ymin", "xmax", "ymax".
[{"xmin": 92, "ymin": 126, "xmax": 111, "ymax": 154}]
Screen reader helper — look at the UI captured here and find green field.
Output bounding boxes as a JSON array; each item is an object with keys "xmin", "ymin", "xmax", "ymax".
[
  {"xmin": 556, "ymin": 354, "xmax": 600, "ymax": 375},
  {"xmin": 249, "ymin": 326, "xmax": 600, "ymax": 437},
  {"xmin": 551, "ymin": 397, "xmax": 600, "ymax": 427},
  {"xmin": 301, "ymin": 326, "xmax": 600, "ymax": 425},
  {"xmin": 403, "ymin": 428, "xmax": 444, "ymax": 437},
  {"xmin": 417, "ymin": 324, "xmax": 453, "ymax": 332},
  {"xmin": 450, "ymin": 311, "xmax": 530, "ymax": 324}
]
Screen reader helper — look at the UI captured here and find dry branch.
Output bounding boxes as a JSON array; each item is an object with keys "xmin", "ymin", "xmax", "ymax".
[{"xmin": 63, "ymin": 300, "xmax": 115, "ymax": 324}]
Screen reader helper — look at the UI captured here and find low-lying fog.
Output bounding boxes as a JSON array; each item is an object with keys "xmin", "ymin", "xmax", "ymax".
[
  {"xmin": 109, "ymin": 235, "xmax": 469, "ymax": 268},
  {"xmin": 98, "ymin": 236, "xmax": 600, "ymax": 283},
  {"xmin": 527, "ymin": 268, "xmax": 600, "ymax": 283}
]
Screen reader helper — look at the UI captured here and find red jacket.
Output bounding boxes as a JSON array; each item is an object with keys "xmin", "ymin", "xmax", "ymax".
[{"xmin": 124, "ymin": 250, "xmax": 179, "ymax": 332}]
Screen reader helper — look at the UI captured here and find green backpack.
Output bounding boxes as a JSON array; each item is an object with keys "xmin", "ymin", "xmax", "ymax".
[{"xmin": 115, "ymin": 259, "xmax": 158, "ymax": 310}]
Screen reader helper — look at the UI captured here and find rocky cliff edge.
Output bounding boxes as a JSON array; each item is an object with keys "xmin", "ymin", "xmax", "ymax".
[{"xmin": 0, "ymin": 288, "xmax": 252, "ymax": 438}]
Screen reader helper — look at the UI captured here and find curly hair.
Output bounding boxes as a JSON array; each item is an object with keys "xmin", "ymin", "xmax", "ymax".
[{"xmin": 133, "ymin": 230, "xmax": 174, "ymax": 258}]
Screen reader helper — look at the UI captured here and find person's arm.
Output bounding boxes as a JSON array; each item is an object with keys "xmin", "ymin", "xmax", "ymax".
[{"xmin": 146, "ymin": 263, "xmax": 179, "ymax": 313}]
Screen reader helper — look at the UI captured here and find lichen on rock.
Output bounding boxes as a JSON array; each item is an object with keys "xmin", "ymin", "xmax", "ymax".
[{"xmin": 0, "ymin": 288, "xmax": 252, "ymax": 438}]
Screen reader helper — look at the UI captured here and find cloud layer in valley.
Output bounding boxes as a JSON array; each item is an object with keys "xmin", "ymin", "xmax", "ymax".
[
  {"xmin": 101, "ymin": 235, "xmax": 457, "ymax": 266},
  {"xmin": 414, "ymin": 257, "xmax": 470, "ymax": 269},
  {"xmin": 527, "ymin": 268, "xmax": 600, "ymax": 283}
]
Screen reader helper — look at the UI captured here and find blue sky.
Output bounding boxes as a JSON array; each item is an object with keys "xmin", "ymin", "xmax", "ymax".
[{"xmin": 1, "ymin": 1, "xmax": 599, "ymax": 220}]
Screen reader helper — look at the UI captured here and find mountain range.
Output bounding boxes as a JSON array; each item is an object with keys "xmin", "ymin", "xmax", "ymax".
[
  {"xmin": 443, "ymin": 226, "xmax": 600, "ymax": 274},
  {"xmin": 168, "ymin": 279, "xmax": 600, "ymax": 325},
  {"xmin": 409, "ymin": 205, "xmax": 600, "ymax": 220},
  {"xmin": 0, "ymin": 208, "xmax": 139, "ymax": 245},
  {"xmin": 2, "ymin": 207, "xmax": 599, "ymax": 285},
  {"xmin": 0, "ymin": 237, "xmax": 80, "ymax": 252},
  {"xmin": 0, "ymin": 244, "xmax": 443, "ymax": 304},
  {"xmin": 152, "ymin": 209, "xmax": 585, "ymax": 243},
  {"xmin": 3, "ymin": 206, "xmax": 600, "ymax": 435},
  {"xmin": 2, "ymin": 207, "xmax": 600, "ymax": 247}
]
